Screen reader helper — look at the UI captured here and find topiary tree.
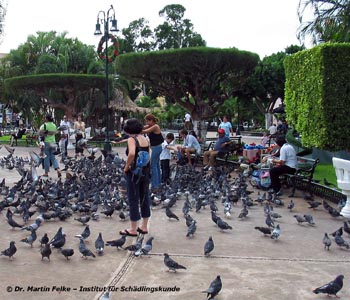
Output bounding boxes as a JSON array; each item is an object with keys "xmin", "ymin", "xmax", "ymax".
[{"xmin": 284, "ymin": 43, "xmax": 350, "ymax": 151}]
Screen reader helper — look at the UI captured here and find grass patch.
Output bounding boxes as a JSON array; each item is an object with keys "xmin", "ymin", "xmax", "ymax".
[{"xmin": 313, "ymin": 163, "xmax": 337, "ymax": 187}]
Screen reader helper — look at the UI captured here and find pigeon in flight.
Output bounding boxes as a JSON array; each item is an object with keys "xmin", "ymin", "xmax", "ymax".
[
  {"xmin": 202, "ymin": 275, "xmax": 222, "ymax": 300},
  {"xmin": 313, "ymin": 275, "xmax": 344, "ymax": 298},
  {"xmin": 163, "ymin": 253, "xmax": 187, "ymax": 272}
]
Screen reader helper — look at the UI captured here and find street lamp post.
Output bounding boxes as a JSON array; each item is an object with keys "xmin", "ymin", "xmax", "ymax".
[{"xmin": 94, "ymin": 5, "xmax": 118, "ymax": 152}]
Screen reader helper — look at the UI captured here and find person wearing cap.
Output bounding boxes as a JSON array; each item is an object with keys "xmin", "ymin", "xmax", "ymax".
[
  {"xmin": 267, "ymin": 135, "xmax": 297, "ymax": 196},
  {"xmin": 203, "ymin": 129, "xmax": 231, "ymax": 170},
  {"xmin": 59, "ymin": 115, "xmax": 70, "ymax": 161},
  {"xmin": 218, "ymin": 115, "xmax": 234, "ymax": 137}
]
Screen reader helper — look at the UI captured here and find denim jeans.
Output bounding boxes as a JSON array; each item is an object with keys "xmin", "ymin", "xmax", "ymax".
[
  {"xmin": 150, "ymin": 144, "xmax": 162, "ymax": 190},
  {"xmin": 44, "ymin": 142, "xmax": 59, "ymax": 173},
  {"xmin": 126, "ymin": 171, "xmax": 151, "ymax": 222}
]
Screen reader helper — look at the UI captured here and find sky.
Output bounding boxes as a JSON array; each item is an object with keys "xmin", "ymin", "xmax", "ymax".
[{"xmin": 0, "ymin": 0, "xmax": 305, "ymax": 59}]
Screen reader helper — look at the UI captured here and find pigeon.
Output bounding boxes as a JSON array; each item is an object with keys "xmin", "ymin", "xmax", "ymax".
[
  {"xmin": 124, "ymin": 237, "xmax": 144, "ymax": 252},
  {"xmin": 343, "ymin": 221, "xmax": 350, "ymax": 235},
  {"xmin": 40, "ymin": 243, "xmax": 52, "ymax": 261},
  {"xmin": 271, "ymin": 224, "xmax": 281, "ymax": 240},
  {"xmin": 95, "ymin": 232, "xmax": 104, "ymax": 256},
  {"xmin": 106, "ymin": 235, "xmax": 126, "ymax": 250},
  {"xmin": 7, "ymin": 214, "xmax": 23, "ymax": 229},
  {"xmin": 265, "ymin": 214, "xmax": 274, "ymax": 228},
  {"xmin": 74, "ymin": 216, "xmax": 90, "ymax": 225},
  {"xmin": 322, "ymin": 233, "xmax": 332, "ymax": 251},
  {"xmin": 39, "ymin": 233, "xmax": 49, "ymax": 247},
  {"xmin": 334, "ymin": 232, "xmax": 350, "ymax": 249},
  {"xmin": 293, "ymin": 214, "xmax": 306, "ymax": 225},
  {"xmin": 101, "ymin": 206, "xmax": 115, "ymax": 218},
  {"xmin": 78, "ymin": 238, "xmax": 96, "ymax": 259},
  {"xmin": 0, "ymin": 241, "xmax": 17, "ymax": 260},
  {"xmin": 330, "ymin": 227, "xmax": 343, "ymax": 238},
  {"xmin": 20, "ymin": 229, "xmax": 37, "ymax": 247},
  {"xmin": 303, "ymin": 214, "xmax": 315, "ymax": 225},
  {"xmin": 186, "ymin": 220, "xmax": 197, "ymax": 237},
  {"xmin": 254, "ymin": 226, "xmax": 272, "ymax": 236},
  {"xmin": 119, "ymin": 211, "xmax": 130, "ymax": 221},
  {"xmin": 74, "ymin": 225, "xmax": 90, "ymax": 240},
  {"xmin": 60, "ymin": 248, "xmax": 74, "ymax": 260},
  {"xmin": 313, "ymin": 275, "xmax": 344, "ymax": 298},
  {"xmin": 216, "ymin": 218, "xmax": 232, "ymax": 231},
  {"xmin": 238, "ymin": 205, "xmax": 248, "ymax": 219},
  {"xmin": 50, "ymin": 233, "xmax": 66, "ymax": 249},
  {"xmin": 165, "ymin": 207, "xmax": 179, "ymax": 221},
  {"xmin": 204, "ymin": 236, "xmax": 214, "ymax": 256},
  {"xmin": 308, "ymin": 201, "xmax": 321, "ymax": 209},
  {"xmin": 99, "ymin": 291, "xmax": 110, "ymax": 300},
  {"xmin": 163, "ymin": 253, "xmax": 187, "ymax": 272},
  {"xmin": 202, "ymin": 275, "xmax": 222, "ymax": 300},
  {"xmin": 134, "ymin": 236, "xmax": 154, "ymax": 257},
  {"xmin": 287, "ymin": 199, "xmax": 294, "ymax": 211}
]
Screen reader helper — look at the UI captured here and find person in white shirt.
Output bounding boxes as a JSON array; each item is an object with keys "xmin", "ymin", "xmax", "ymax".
[
  {"xmin": 184, "ymin": 112, "xmax": 192, "ymax": 130},
  {"xmin": 160, "ymin": 132, "xmax": 175, "ymax": 185},
  {"xmin": 268, "ymin": 123, "xmax": 277, "ymax": 136},
  {"xmin": 59, "ymin": 115, "xmax": 70, "ymax": 160},
  {"xmin": 177, "ymin": 129, "xmax": 201, "ymax": 166},
  {"xmin": 218, "ymin": 115, "xmax": 234, "ymax": 137},
  {"xmin": 266, "ymin": 135, "xmax": 297, "ymax": 196}
]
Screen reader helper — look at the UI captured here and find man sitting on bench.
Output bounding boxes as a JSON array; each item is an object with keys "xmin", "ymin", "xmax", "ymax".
[
  {"xmin": 203, "ymin": 128, "xmax": 231, "ymax": 170},
  {"xmin": 264, "ymin": 135, "xmax": 297, "ymax": 196},
  {"xmin": 10, "ymin": 124, "xmax": 26, "ymax": 146}
]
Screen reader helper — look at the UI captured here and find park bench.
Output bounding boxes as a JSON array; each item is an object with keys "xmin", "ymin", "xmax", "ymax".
[
  {"xmin": 203, "ymin": 136, "xmax": 243, "ymax": 164},
  {"xmin": 25, "ymin": 133, "xmax": 38, "ymax": 146},
  {"xmin": 283, "ymin": 156, "xmax": 320, "ymax": 197}
]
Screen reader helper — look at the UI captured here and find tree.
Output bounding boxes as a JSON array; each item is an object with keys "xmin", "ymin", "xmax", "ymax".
[
  {"xmin": 154, "ymin": 4, "xmax": 206, "ymax": 49},
  {"xmin": 115, "ymin": 47, "xmax": 258, "ymax": 138},
  {"xmin": 122, "ymin": 18, "xmax": 154, "ymax": 53},
  {"xmin": 0, "ymin": 0, "xmax": 7, "ymax": 44},
  {"xmin": 298, "ymin": 0, "xmax": 350, "ymax": 45}
]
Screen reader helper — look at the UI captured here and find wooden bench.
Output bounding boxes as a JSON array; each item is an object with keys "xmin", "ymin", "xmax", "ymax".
[
  {"xmin": 25, "ymin": 134, "xmax": 38, "ymax": 146},
  {"xmin": 284, "ymin": 156, "xmax": 320, "ymax": 197},
  {"xmin": 203, "ymin": 136, "xmax": 243, "ymax": 164}
]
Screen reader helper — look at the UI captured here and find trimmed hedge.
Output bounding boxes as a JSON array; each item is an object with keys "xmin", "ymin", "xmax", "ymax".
[{"xmin": 284, "ymin": 43, "xmax": 350, "ymax": 151}]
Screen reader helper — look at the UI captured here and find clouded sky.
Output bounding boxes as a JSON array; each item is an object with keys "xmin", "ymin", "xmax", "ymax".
[{"xmin": 0, "ymin": 0, "xmax": 304, "ymax": 58}]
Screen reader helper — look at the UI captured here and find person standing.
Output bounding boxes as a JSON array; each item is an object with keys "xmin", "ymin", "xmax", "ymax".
[
  {"xmin": 142, "ymin": 114, "xmax": 164, "ymax": 192},
  {"xmin": 59, "ymin": 115, "xmax": 70, "ymax": 161},
  {"xmin": 120, "ymin": 118, "xmax": 151, "ymax": 237},
  {"xmin": 184, "ymin": 112, "xmax": 192, "ymax": 130},
  {"xmin": 219, "ymin": 116, "xmax": 234, "ymax": 137},
  {"xmin": 160, "ymin": 132, "xmax": 175, "ymax": 185},
  {"xmin": 39, "ymin": 114, "xmax": 61, "ymax": 178},
  {"xmin": 74, "ymin": 114, "xmax": 85, "ymax": 157}
]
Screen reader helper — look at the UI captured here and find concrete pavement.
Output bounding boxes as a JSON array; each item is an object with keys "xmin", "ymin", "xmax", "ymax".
[{"xmin": 0, "ymin": 144, "xmax": 348, "ymax": 300}]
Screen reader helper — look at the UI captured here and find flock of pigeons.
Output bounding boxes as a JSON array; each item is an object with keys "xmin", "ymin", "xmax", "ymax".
[{"xmin": 0, "ymin": 144, "xmax": 347, "ymax": 298}]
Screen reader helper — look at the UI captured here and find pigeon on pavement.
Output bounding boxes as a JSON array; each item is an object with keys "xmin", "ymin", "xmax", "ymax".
[
  {"xmin": 254, "ymin": 226, "xmax": 272, "ymax": 236},
  {"xmin": 106, "ymin": 235, "xmax": 126, "ymax": 250},
  {"xmin": 334, "ymin": 232, "xmax": 350, "ymax": 249},
  {"xmin": 165, "ymin": 207, "xmax": 179, "ymax": 221},
  {"xmin": 95, "ymin": 232, "xmax": 104, "ymax": 256},
  {"xmin": 41, "ymin": 243, "xmax": 52, "ymax": 261},
  {"xmin": 60, "ymin": 248, "xmax": 74, "ymax": 260},
  {"xmin": 39, "ymin": 233, "xmax": 49, "ymax": 248},
  {"xmin": 303, "ymin": 214, "xmax": 315, "ymax": 225},
  {"xmin": 271, "ymin": 224, "xmax": 281, "ymax": 240},
  {"xmin": 293, "ymin": 214, "xmax": 306, "ymax": 225},
  {"xmin": 134, "ymin": 236, "xmax": 154, "ymax": 257},
  {"xmin": 124, "ymin": 237, "xmax": 144, "ymax": 252},
  {"xmin": 163, "ymin": 253, "xmax": 187, "ymax": 272},
  {"xmin": 74, "ymin": 225, "xmax": 91, "ymax": 240},
  {"xmin": 313, "ymin": 275, "xmax": 344, "ymax": 297},
  {"xmin": 216, "ymin": 218, "xmax": 232, "ymax": 231},
  {"xmin": 0, "ymin": 241, "xmax": 17, "ymax": 260},
  {"xmin": 323, "ymin": 233, "xmax": 332, "ymax": 251},
  {"xmin": 202, "ymin": 275, "xmax": 222, "ymax": 299},
  {"xmin": 204, "ymin": 236, "xmax": 214, "ymax": 256},
  {"xmin": 20, "ymin": 229, "xmax": 37, "ymax": 247},
  {"xmin": 79, "ymin": 238, "xmax": 96, "ymax": 259}
]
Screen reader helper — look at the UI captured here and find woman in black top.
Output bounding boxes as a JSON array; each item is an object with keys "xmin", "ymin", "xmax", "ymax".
[
  {"xmin": 120, "ymin": 118, "xmax": 151, "ymax": 237},
  {"xmin": 142, "ymin": 114, "xmax": 164, "ymax": 192}
]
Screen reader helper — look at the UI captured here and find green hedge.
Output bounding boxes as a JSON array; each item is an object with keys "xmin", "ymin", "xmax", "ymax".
[{"xmin": 284, "ymin": 43, "xmax": 350, "ymax": 151}]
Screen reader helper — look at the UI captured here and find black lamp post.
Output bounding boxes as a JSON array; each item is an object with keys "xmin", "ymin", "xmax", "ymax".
[{"xmin": 94, "ymin": 5, "xmax": 118, "ymax": 152}]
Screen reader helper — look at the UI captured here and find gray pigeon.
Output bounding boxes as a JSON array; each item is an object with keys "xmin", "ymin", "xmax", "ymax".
[
  {"xmin": 293, "ymin": 214, "xmax": 306, "ymax": 225},
  {"xmin": 287, "ymin": 199, "xmax": 294, "ymax": 211},
  {"xmin": 74, "ymin": 216, "xmax": 90, "ymax": 225},
  {"xmin": 163, "ymin": 253, "xmax": 187, "ymax": 272},
  {"xmin": 60, "ymin": 248, "xmax": 74, "ymax": 260},
  {"xmin": 334, "ymin": 233, "xmax": 350, "ymax": 249},
  {"xmin": 99, "ymin": 291, "xmax": 110, "ymax": 300},
  {"xmin": 134, "ymin": 236, "xmax": 154, "ymax": 257},
  {"xmin": 75, "ymin": 225, "xmax": 90, "ymax": 240},
  {"xmin": 202, "ymin": 275, "xmax": 222, "ymax": 299},
  {"xmin": 254, "ymin": 226, "xmax": 272, "ymax": 236},
  {"xmin": 323, "ymin": 233, "xmax": 332, "ymax": 250},
  {"xmin": 106, "ymin": 235, "xmax": 126, "ymax": 250},
  {"xmin": 39, "ymin": 233, "xmax": 49, "ymax": 247},
  {"xmin": 271, "ymin": 224, "xmax": 281, "ymax": 240},
  {"xmin": 216, "ymin": 218, "xmax": 232, "ymax": 231},
  {"xmin": 0, "ymin": 241, "xmax": 17, "ymax": 260},
  {"xmin": 204, "ymin": 236, "xmax": 214, "ymax": 256},
  {"xmin": 313, "ymin": 275, "xmax": 344, "ymax": 297},
  {"xmin": 95, "ymin": 232, "xmax": 104, "ymax": 256},
  {"xmin": 41, "ymin": 243, "xmax": 52, "ymax": 261},
  {"xmin": 165, "ymin": 207, "xmax": 179, "ymax": 221},
  {"xmin": 124, "ymin": 237, "xmax": 144, "ymax": 252},
  {"xmin": 20, "ymin": 229, "xmax": 37, "ymax": 247},
  {"xmin": 265, "ymin": 214, "xmax": 274, "ymax": 228},
  {"xmin": 186, "ymin": 220, "xmax": 197, "ymax": 237},
  {"xmin": 303, "ymin": 214, "xmax": 315, "ymax": 225},
  {"xmin": 79, "ymin": 238, "xmax": 96, "ymax": 259}
]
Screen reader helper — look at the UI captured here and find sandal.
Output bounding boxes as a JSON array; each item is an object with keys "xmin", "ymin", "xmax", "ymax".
[
  {"xmin": 119, "ymin": 229, "xmax": 138, "ymax": 237},
  {"xmin": 57, "ymin": 170, "xmax": 62, "ymax": 178},
  {"xmin": 137, "ymin": 227, "xmax": 148, "ymax": 235}
]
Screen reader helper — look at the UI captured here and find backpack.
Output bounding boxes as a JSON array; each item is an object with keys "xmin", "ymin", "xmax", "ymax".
[
  {"xmin": 251, "ymin": 169, "xmax": 271, "ymax": 190},
  {"xmin": 131, "ymin": 137, "xmax": 150, "ymax": 181}
]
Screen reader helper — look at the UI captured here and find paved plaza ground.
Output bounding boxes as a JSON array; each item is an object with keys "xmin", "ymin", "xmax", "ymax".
[{"xmin": 0, "ymin": 141, "xmax": 349, "ymax": 300}]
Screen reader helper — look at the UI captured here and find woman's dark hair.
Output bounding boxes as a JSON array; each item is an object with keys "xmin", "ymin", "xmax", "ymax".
[
  {"xmin": 179, "ymin": 129, "xmax": 188, "ymax": 136},
  {"xmin": 123, "ymin": 118, "xmax": 143, "ymax": 134},
  {"xmin": 45, "ymin": 114, "xmax": 54, "ymax": 122},
  {"xmin": 275, "ymin": 135, "xmax": 286, "ymax": 147},
  {"xmin": 189, "ymin": 130, "xmax": 197, "ymax": 138}
]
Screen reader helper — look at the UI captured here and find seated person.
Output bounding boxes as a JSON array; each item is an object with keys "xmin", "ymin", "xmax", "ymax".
[
  {"xmin": 263, "ymin": 135, "xmax": 297, "ymax": 196},
  {"xmin": 10, "ymin": 124, "xmax": 26, "ymax": 146},
  {"xmin": 177, "ymin": 129, "xmax": 201, "ymax": 166},
  {"xmin": 203, "ymin": 128, "xmax": 231, "ymax": 169}
]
